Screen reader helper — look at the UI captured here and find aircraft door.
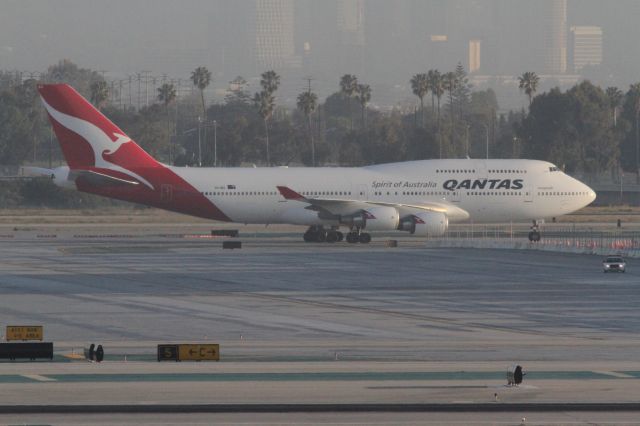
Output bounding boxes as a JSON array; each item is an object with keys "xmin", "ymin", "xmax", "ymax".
[
  {"xmin": 161, "ymin": 184, "xmax": 173, "ymax": 202},
  {"xmin": 354, "ymin": 184, "xmax": 368, "ymax": 200},
  {"xmin": 525, "ymin": 182, "xmax": 533, "ymax": 202}
]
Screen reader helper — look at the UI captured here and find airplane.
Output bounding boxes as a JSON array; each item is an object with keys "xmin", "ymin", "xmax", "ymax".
[{"xmin": 29, "ymin": 83, "xmax": 596, "ymax": 243}]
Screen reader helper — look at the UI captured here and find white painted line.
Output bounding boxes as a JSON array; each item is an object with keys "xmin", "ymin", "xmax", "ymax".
[
  {"xmin": 593, "ymin": 370, "xmax": 635, "ymax": 378},
  {"xmin": 21, "ymin": 374, "xmax": 56, "ymax": 382}
]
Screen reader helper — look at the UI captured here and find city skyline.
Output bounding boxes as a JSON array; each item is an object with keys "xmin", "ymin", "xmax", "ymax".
[{"xmin": 1, "ymin": 0, "xmax": 638, "ymax": 110}]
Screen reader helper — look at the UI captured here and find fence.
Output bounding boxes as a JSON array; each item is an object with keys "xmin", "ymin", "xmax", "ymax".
[{"xmin": 430, "ymin": 224, "xmax": 640, "ymax": 258}]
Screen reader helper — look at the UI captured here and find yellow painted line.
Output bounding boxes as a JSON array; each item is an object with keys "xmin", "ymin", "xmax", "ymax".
[
  {"xmin": 63, "ymin": 352, "xmax": 85, "ymax": 360},
  {"xmin": 592, "ymin": 371, "xmax": 634, "ymax": 379},
  {"xmin": 21, "ymin": 374, "xmax": 56, "ymax": 382}
]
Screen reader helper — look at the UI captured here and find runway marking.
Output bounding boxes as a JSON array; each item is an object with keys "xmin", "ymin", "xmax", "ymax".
[
  {"xmin": 593, "ymin": 371, "xmax": 635, "ymax": 378},
  {"xmin": 21, "ymin": 374, "xmax": 56, "ymax": 382}
]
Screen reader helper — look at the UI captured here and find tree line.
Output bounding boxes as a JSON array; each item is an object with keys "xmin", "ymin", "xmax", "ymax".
[{"xmin": 1, "ymin": 59, "xmax": 640, "ymax": 181}]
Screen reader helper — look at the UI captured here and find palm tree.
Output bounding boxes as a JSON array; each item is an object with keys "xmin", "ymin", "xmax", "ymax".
[
  {"xmin": 260, "ymin": 70, "xmax": 280, "ymax": 96},
  {"xmin": 190, "ymin": 66, "xmax": 212, "ymax": 117},
  {"xmin": 605, "ymin": 86, "xmax": 623, "ymax": 127},
  {"xmin": 442, "ymin": 71, "xmax": 458, "ymax": 122},
  {"xmin": 430, "ymin": 71, "xmax": 445, "ymax": 124},
  {"xmin": 253, "ymin": 70, "xmax": 281, "ymax": 165},
  {"xmin": 191, "ymin": 66, "xmax": 212, "ymax": 166},
  {"xmin": 339, "ymin": 74, "xmax": 358, "ymax": 129},
  {"xmin": 410, "ymin": 73, "xmax": 429, "ymax": 127},
  {"xmin": 157, "ymin": 83, "xmax": 177, "ymax": 163},
  {"xmin": 427, "ymin": 69, "xmax": 440, "ymax": 117},
  {"xmin": 297, "ymin": 90, "xmax": 318, "ymax": 166},
  {"xmin": 518, "ymin": 71, "xmax": 540, "ymax": 107},
  {"xmin": 254, "ymin": 91, "xmax": 275, "ymax": 166},
  {"xmin": 355, "ymin": 83, "xmax": 371, "ymax": 129},
  {"xmin": 90, "ymin": 80, "xmax": 109, "ymax": 110}
]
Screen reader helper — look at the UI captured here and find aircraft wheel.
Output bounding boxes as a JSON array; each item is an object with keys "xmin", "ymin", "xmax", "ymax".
[
  {"xmin": 359, "ymin": 233, "xmax": 371, "ymax": 244},
  {"xmin": 336, "ymin": 231, "xmax": 344, "ymax": 242},
  {"xmin": 326, "ymin": 231, "xmax": 338, "ymax": 243},
  {"xmin": 346, "ymin": 233, "xmax": 358, "ymax": 244},
  {"xmin": 303, "ymin": 231, "xmax": 316, "ymax": 243},
  {"xmin": 316, "ymin": 230, "xmax": 327, "ymax": 243}
]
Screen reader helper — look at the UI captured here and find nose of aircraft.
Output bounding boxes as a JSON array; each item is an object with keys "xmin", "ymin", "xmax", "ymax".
[{"xmin": 583, "ymin": 183, "xmax": 596, "ymax": 206}]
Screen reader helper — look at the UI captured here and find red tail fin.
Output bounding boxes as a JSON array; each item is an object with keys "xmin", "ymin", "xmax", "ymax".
[{"xmin": 38, "ymin": 84, "xmax": 159, "ymax": 171}]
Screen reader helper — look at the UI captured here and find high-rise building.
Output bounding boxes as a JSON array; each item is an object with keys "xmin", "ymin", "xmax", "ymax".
[
  {"xmin": 542, "ymin": 0, "xmax": 567, "ymax": 74},
  {"xmin": 255, "ymin": 0, "xmax": 300, "ymax": 70},
  {"xmin": 569, "ymin": 26, "xmax": 603, "ymax": 73},
  {"xmin": 468, "ymin": 39, "xmax": 481, "ymax": 73},
  {"xmin": 336, "ymin": 0, "xmax": 365, "ymax": 73},
  {"xmin": 337, "ymin": 0, "xmax": 365, "ymax": 46}
]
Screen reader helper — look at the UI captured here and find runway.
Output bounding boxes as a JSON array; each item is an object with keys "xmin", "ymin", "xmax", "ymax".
[{"xmin": 1, "ymin": 228, "xmax": 640, "ymax": 424}]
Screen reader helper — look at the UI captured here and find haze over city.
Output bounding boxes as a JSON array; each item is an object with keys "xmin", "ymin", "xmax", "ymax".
[{"xmin": 1, "ymin": 0, "xmax": 638, "ymax": 110}]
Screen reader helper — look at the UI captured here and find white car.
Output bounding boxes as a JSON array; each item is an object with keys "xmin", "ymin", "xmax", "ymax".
[{"xmin": 603, "ymin": 256, "xmax": 626, "ymax": 273}]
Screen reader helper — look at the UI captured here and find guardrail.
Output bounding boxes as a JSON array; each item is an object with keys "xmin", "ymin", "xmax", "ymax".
[{"xmin": 431, "ymin": 225, "xmax": 640, "ymax": 257}]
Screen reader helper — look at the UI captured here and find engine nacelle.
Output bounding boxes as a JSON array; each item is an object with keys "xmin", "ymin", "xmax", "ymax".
[
  {"xmin": 52, "ymin": 166, "xmax": 75, "ymax": 189},
  {"xmin": 399, "ymin": 211, "xmax": 448, "ymax": 237},
  {"xmin": 357, "ymin": 206, "xmax": 400, "ymax": 231}
]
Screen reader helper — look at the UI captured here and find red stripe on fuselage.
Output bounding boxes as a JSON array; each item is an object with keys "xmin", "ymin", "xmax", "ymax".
[{"xmin": 76, "ymin": 166, "xmax": 231, "ymax": 222}]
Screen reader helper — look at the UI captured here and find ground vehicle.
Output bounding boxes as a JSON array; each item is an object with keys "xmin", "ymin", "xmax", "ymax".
[{"xmin": 603, "ymin": 255, "xmax": 626, "ymax": 273}]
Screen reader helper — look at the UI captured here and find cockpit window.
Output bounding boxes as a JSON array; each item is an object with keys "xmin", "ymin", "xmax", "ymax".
[{"xmin": 549, "ymin": 166, "xmax": 560, "ymax": 172}]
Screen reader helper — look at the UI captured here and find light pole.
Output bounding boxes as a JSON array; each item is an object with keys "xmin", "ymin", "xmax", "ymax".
[
  {"xmin": 636, "ymin": 102, "xmax": 640, "ymax": 184},
  {"xmin": 482, "ymin": 123, "xmax": 489, "ymax": 159},
  {"xmin": 213, "ymin": 120, "xmax": 218, "ymax": 167},
  {"xmin": 197, "ymin": 116, "xmax": 202, "ymax": 167},
  {"xmin": 465, "ymin": 125, "xmax": 470, "ymax": 157}
]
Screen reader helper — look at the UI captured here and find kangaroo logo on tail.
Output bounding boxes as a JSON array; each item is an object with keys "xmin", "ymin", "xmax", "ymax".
[{"xmin": 40, "ymin": 97, "xmax": 154, "ymax": 189}]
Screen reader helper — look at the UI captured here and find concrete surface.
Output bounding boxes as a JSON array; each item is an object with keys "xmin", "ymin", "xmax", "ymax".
[{"xmin": 1, "ymin": 226, "xmax": 640, "ymax": 424}]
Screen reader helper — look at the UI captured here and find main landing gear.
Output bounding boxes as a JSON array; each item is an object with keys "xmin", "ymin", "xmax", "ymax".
[
  {"xmin": 528, "ymin": 220, "xmax": 541, "ymax": 242},
  {"xmin": 303, "ymin": 226, "xmax": 371, "ymax": 244}
]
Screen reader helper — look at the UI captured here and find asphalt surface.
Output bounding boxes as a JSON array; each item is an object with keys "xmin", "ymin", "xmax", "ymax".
[{"xmin": 1, "ymin": 230, "xmax": 640, "ymax": 424}]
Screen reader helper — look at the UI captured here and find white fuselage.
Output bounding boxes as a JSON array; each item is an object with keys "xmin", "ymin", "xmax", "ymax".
[{"xmin": 170, "ymin": 159, "xmax": 596, "ymax": 225}]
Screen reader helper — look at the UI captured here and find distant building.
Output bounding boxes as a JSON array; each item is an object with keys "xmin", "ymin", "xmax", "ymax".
[
  {"xmin": 569, "ymin": 26, "xmax": 603, "ymax": 73},
  {"xmin": 255, "ymin": 0, "xmax": 300, "ymax": 70},
  {"xmin": 336, "ymin": 0, "xmax": 365, "ymax": 73},
  {"xmin": 542, "ymin": 0, "xmax": 567, "ymax": 74},
  {"xmin": 469, "ymin": 39, "xmax": 481, "ymax": 73}
]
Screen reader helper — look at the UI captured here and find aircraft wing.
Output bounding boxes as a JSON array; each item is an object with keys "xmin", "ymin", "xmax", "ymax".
[{"xmin": 276, "ymin": 186, "xmax": 469, "ymax": 222}]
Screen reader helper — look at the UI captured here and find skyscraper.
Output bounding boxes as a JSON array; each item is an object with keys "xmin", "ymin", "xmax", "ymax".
[
  {"xmin": 542, "ymin": 0, "xmax": 567, "ymax": 74},
  {"xmin": 468, "ymin": 39, "xmax": 481, "ymax": 73},
  {"xmin": 255, "ymin": 0, "xmax": 300, "ymax": 70},
  {"xmin": 337, "ymin": 0, "xmax": 365, "ymax": 73},
  {"xmin": 569, "ymin": 26, "xmax": 603, "ymax": 73}
]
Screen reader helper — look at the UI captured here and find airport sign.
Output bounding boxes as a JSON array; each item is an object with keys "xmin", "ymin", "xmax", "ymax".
[
  {"xmin": 178, "ymin": 344, "xmax": 220, "ymax": 361},
  {"xmin": 157, "ymin": 344, "xmax": 220, "ymax": 362},
  {"xmin": 6, "ymin": 325, "xmax": 43, "ymax": 341}
]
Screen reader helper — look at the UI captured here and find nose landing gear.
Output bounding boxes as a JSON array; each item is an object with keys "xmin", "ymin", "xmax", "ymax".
[{"xmin": 528, "ymin": 220, "xmax": 541, "ymax": 242}]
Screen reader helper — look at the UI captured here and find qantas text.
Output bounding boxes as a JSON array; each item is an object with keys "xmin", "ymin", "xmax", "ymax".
[{"xmin": 443, "ymin": 179, "xmax": 524, "ymax": 191}]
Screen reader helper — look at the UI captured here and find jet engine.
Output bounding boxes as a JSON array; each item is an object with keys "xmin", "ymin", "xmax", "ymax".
[
  {"xmin": 351, "ymin": 206, "xmax": 400, "ymax": 231},
  {"xmin": 398, "ymin": 211, "xmax": 448, "ymax": 237}
]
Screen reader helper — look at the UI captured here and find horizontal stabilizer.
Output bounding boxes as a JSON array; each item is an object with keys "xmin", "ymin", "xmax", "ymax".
[{"xmin": 19, "ymin": 166, "xmax": 55, "ymax": 178}]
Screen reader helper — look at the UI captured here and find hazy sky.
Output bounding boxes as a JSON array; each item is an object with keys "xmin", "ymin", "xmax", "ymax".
[{"xmin": 1, "ymin": 0, "xmax": 638, "ymax": 110}]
